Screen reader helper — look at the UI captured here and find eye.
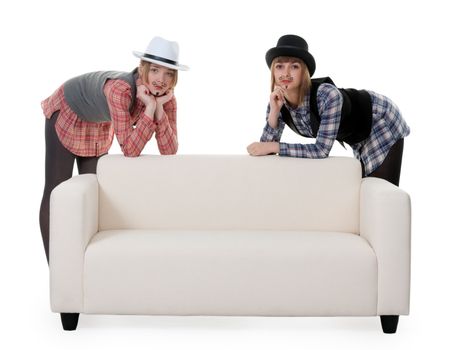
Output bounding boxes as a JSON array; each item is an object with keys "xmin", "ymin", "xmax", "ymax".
[
  {"xmin": 275, "ymin": 64, "xmax": 283, "ymax": 69},
  {"xmin": 166, "ymin": 72, "xmax": 175, "ymax": 78},
  {"xmin": 151, "ymin": 68, "xmax": 158, "ymax": 73},
  {"xmin": 291, "ymin": 64, "xmax": 300, "ymax": 70}
]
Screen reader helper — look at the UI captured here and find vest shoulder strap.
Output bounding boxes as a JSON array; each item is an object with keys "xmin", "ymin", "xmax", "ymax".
[{"xmin": 309, "ymin": 76, "xmax": 335, "ymax": 119}]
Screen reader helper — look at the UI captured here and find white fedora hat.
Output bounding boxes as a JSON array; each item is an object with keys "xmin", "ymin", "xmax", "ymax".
[{"xmin": 133, "ymin": 36, "xmax": 189, "ymax": 71}]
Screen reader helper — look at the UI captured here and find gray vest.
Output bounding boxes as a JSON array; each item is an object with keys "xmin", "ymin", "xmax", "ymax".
[{"xmin": 63, "ymin": 69, "xmax": 138, "ymax": 122}]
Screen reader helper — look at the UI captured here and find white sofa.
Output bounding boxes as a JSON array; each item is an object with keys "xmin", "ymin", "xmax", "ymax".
[{"xmin": 49, "ymin": 155, "xmax": 411, "ymax": 332}]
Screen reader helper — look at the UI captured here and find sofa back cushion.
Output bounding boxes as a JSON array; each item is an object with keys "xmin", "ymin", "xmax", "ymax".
[{"xmin": 97, "ymin": 155, "xmax": 361, "ymax": 232}]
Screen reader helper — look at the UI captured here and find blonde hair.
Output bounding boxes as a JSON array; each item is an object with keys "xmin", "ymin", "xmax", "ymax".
[
  {"xmin": 138, "ymin": 60, "xmax": 178, "ymax": 88},
  {"xmin": 270, "ymin": 56, "xmax": 311, "ymax": 106}
]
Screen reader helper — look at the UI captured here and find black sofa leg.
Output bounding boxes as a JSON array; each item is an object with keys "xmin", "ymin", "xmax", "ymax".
[
  {"xmin": 60, "ymin": 313, "xmax": 79, "ymax": 331},
  {"xmin": 380, "ymin": 315, "xmax": 399, "ymax": 333}
]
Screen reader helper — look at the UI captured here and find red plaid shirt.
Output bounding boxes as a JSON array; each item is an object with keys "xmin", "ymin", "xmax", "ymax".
[{"xmin": 41, "ymin": 78, "xmax": 178, "ymax": 157}]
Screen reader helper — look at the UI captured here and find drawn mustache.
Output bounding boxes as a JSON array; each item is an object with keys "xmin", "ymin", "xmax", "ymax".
[
  {"xmin": 151, "ymin": 81, "xmax": 168, "ymax": 96},
  {"xmin": 152, "ymin": 81, "xmax": 167, "ymax": 88},
  {"xmin": 278, "ymin": 76, "xmax": 293, "ymax": 82}
]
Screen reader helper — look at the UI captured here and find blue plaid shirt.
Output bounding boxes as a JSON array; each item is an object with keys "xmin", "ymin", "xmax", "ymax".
[{"xmin": 260, "ymin": 83, "xmax": 410, "ymax": 175}]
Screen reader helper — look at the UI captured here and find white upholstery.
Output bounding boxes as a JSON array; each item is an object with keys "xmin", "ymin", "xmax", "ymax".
[
  {"xmin": 97, "ymin": 155, "xmax": 361, "ymax": 232},
  {"xmin": 49, "ymin": 155, "xmax": 411, "ymax": 318},
  {"xmin": 50, "ymin": 174, "xmax": 98, "ymax": 311},
  {"xmin": 360, "ymin": 177, "xmax": 411, "ymax": 315},
  {"xmin": 84, "ymin": 230, "xmax": 377, "ymax": 316}
]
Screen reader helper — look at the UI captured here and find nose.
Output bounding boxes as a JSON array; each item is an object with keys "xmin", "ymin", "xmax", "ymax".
[
  {"xmin": 157, "ymin": 71, "xmax": 165, "ymax": 82},
  {"xmin": 284, "ymin": 64, "xmax": 291, "ymax": 76}
]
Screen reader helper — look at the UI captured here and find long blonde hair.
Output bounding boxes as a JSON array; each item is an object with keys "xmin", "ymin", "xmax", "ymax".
[{"xmin": 270, "ymin": 56, "xmax": 311, "ymax": 106}]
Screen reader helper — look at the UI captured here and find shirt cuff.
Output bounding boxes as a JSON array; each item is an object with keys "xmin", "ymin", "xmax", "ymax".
[{"xmin": 279, "ymin": 142, "xmax": 290, "ymax": 156}]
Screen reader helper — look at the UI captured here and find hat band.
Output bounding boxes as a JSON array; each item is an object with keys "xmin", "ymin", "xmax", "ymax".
[{"xmin": 143, "ymin": 53, "xmax": 178, "ymax": 66}]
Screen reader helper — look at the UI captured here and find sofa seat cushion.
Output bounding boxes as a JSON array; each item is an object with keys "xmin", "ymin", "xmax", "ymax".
[{"xmin": 84, "ymin": 230, "xmax": 377, "ymax": 316}]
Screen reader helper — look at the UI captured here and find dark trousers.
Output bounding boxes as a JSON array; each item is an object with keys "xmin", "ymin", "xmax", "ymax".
[
  {"xmin": 362, "ymin": 138, "xmax": 404, "ymax": 186},
  {"xmin": 39, "ymin": 112, "xmax": 103, "ymax": 263}
]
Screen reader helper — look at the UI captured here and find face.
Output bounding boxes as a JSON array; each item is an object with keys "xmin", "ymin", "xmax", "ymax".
[
  {"xmin": 273, "ymin": 60, "xmax": 303, "ymax": 90},
  {"xmin": 146, "ymin": 64, "xmax": 176, "ymax": 96}
]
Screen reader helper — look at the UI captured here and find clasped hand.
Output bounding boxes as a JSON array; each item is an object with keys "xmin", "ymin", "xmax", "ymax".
[{"xmin": 137, "ymin": 85, "xmax": 174, "ymax": 121}]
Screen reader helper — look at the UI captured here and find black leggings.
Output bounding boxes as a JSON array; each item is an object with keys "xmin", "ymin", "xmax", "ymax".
[
  {"xmin": 39, "ymin": 112, "xmax": 103, "ymax": 263},
  {"xmin": 362, "ymin": 138, "xmax": 404, "ymax": 186}
]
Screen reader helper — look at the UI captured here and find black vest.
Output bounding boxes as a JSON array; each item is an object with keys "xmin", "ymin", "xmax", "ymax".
[
  {"xmin": 63, "ymin": 68, "xmax": 138, "ymax": 123},
  {"xmin": 281, "ymin": 77, "xmax": 372, "ymax": 146}
]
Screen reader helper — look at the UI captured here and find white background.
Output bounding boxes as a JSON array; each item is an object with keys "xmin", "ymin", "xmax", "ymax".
[{"xmin": 1, "ymin": 0, "xmax": 454, "ymax": 349}]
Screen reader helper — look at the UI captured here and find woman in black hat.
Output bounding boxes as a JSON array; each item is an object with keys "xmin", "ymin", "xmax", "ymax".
[{"xmin": 247, "ymin": 34, "xmax": 410, "ymax": 186}]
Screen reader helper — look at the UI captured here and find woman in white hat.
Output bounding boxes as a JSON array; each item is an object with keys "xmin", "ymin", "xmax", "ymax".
[
  {"xmin": 247, "ymin": 34, "xmax": 410, "ymax": 186},
  {"xmin": 39, "ymin": 36, "xmax": 188, "ymax": 262}
]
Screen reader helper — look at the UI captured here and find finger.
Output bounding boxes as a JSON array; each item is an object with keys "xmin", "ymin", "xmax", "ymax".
[
  {"xmin": 273, "ymin": 89, "xmax": 283, "ymax": 99},
  {"xmin": 276, "ymin": 90, "xmax": 284, "ymax": 102}
]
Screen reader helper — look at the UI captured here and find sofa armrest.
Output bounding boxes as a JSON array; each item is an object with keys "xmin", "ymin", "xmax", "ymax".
[
  {"xmin": 49, "ymin": 174, "xmax": 99, "ymax": 312},
  {"xmin": 360, "ymin": 177, "xmax": 411, "ymax": 315}
]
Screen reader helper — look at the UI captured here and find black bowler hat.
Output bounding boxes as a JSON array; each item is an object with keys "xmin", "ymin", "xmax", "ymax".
[{"xmin": 265, "ymin": 34, "xmax": 316, "ymax": 76}]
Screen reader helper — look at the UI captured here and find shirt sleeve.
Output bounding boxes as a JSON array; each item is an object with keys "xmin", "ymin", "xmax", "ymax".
[
  {"xmin": 155, "ymin": 97, "xmax": 178, "ymax": 155},
  {"xmin": 260, "ymin": 103, "xmax": 286, "ymax": 142},
  {"xmin": 279, "ymin": 83, "xmax": 342, "ymax": 158},
  {"xmin": 105, "ymin": 80, "xmax": 157, "ymax": 157}
]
